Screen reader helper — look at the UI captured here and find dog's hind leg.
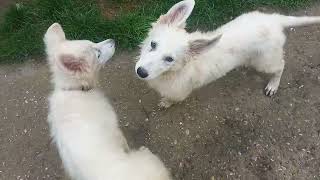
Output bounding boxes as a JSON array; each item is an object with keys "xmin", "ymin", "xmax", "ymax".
[
  {"xmin": 253, "ymin": 47, "xmax": 285, "ymax": 96},
  {"xmin": 265, "ymin": 67, "xmax": 284, "ymax": 96}
]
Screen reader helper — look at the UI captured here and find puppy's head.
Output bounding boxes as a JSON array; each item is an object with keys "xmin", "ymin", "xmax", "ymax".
[
  {"xmin": 135, "ymin": 0, "xmax": 221, "ymax": 80},
  {"xmin": 44, "ymin": 23, "xmax": 115, "ymax": 90}
]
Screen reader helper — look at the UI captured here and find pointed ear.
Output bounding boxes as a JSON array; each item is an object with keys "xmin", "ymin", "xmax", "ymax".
[
  {"xmin": 189, "ymin": 34, "xmax": 222, "ymax": 55},
  {"xmin": 44, "ymin": 23, "xmax": 66, "ymax": 49},
  {"xmin": 58, "ymin": 54, "xmax": 89, "ymax": 73},
  {"xmin": 157, "ymin": 0, "xmax": 195, "ymax": 28},
  {"xmin": 93, "ymin": 39, "xmax": 115, "ymax": 64}
]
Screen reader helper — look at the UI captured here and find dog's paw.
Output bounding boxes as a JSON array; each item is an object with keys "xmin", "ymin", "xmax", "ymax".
[
  {"xmin": 139, "ymin": 146, "xmax": 149, "ymax": 152},
  {"xmin": 158, "ymin": 98, "xmax": 173, "ymax": 108},
  {"xmin": 265, "ymin": 83, "xmax": 278, "ymax": 96}
]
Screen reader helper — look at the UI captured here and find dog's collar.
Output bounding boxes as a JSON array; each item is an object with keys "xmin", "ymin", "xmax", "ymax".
[{"xmin": 61, "ymin": 86, "xmax": 93, "ymax": 92}]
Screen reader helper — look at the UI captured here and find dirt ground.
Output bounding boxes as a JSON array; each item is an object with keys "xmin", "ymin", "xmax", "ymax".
[{"xmin": 1, "ymin": 3, "xmax": 320, "ymax": 180}]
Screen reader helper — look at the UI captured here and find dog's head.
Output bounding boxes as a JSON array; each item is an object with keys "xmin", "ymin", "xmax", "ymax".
[
  {"xmin": 135, "ymin": 0, "xmax": 221, "ymax": 80},
  {"xmin": 44, "ymin": 23, "xmax": 115, "ymax": 90}
]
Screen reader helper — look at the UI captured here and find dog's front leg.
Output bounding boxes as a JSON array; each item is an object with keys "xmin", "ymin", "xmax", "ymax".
[
  {"xmin": 158, "ymin": 97, "xmax": 175, "ymax": 108},
  {"xmin": 158, "ymin": 91, "xmax": 191, "ymax": 108}
]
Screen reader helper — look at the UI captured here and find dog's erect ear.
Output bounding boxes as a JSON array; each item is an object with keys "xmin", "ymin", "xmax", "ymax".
[
  {"xmin": 189, "ymin": 34, "xmax": 222, "ymax": 55},
  {"xmin": 157, "ymin": 0, "xmax": 195, "ymax": 28},
  {"xmin": 58, "ymin": 54, "xmax": 88, "ymax": 73},
  {"xmin": 44, "ymin": 23, "xmax": 66, "ymax": 48},
  {"xmin": 93, "ymin": 39, "xmax": 115, "ymax": 64}
]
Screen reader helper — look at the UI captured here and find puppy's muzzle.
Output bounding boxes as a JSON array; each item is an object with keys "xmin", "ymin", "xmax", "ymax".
[{"xmin": 136, "ymin": 67, "xmax": 149, "ymax": 78}]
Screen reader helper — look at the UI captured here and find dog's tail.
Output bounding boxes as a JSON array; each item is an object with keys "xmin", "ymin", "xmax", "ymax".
[{"xmin": 277, "ymin": 14, "xmax": 320, "ymax": 28}]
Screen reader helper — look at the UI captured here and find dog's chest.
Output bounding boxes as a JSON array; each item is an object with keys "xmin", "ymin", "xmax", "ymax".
[{"xmin": 148, "ymin": 74, "xmax": 193, "ymax": 98}]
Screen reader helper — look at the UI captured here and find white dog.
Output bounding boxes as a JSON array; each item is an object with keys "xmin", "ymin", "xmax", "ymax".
[
  {"xmin": 45, "ymin": 23, "xmax": 172, "ymax": 180},
  {"xmin": 135, "ymin": 0, "xmax": 320, "ymax": 108}
]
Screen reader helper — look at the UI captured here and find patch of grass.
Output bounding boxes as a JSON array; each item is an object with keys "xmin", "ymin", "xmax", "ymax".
[{"xmin": 0, "ymin": 0, "xmax": 316, "ymax": 62}]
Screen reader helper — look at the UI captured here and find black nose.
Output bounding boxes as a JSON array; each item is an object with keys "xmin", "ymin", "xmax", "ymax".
[{"xmin": 137, "ymin": 67, "xmax": 148, "ymax": 78}]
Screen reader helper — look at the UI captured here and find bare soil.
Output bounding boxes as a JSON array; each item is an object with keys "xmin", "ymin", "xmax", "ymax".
[{"xmin": 0, "ymin": 4, "xmax": 320, "ymax": 180}]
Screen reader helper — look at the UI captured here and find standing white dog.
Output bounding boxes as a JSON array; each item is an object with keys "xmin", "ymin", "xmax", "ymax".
[
  {"xmin": 135, "ymin": 0, "xmax": 320, "ymax": 108},
  {"xmin": 45, "ymin": 23, "xmax": 172, "ymax": 180}
]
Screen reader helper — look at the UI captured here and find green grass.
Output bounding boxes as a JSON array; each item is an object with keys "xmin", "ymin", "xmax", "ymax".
[{"xmin": 0, "ymin": 0, "xmax": 316, "ymax": 62}]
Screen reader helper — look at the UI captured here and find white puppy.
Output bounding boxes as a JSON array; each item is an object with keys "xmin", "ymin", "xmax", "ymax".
[
  {"xmin": 135, "ymin": 0, "xmax": 320, "ymax": 108},
  {"xmin": 45, "ymin": 23, "xmax": 172, "ymax": 180}
]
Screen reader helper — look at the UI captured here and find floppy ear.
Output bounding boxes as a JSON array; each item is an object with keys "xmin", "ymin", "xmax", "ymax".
[
  {"xmin": 58, "ymin": 54, "xmax": 89, "ymax": 73},
  {"xmin": 189, "ymin": 34, "xmax": 222, "ymax": 55},
  {"xmin": 44, "ymin": 23, "xmax": 66, "ymax": 50},
  {"xmin": 157, "ymin": 0, "xmax": 195, "ymax": 28}
]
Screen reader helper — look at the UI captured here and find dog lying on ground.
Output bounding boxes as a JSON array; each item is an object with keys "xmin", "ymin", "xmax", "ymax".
[
  {"xmin": 135, "ymin": 0, "xmax": 320, "ymax": 108},
  {"xmin": 45, "ymin": 23, "xmax": 172, "ymax": 180}
]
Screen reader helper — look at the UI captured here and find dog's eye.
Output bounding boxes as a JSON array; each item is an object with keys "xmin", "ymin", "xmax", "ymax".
[
  {"xmin": 164, "ymin": 56, "xmax": 174, "ymax": 62},
  {"xmin": 150, "ymin": 41, "xmax": 157, "ymax": 50},
  {"xmin": 95, "ymin": 49, "xmax": 101, "ymax": 59}
]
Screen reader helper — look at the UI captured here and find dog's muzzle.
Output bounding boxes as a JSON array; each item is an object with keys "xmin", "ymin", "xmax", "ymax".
[{"xmin": 136, "ymin": 67, "xmax": 149, "ymax": 78}]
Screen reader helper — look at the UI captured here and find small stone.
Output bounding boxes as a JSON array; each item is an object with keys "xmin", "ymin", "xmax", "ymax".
[
  {"xmin": 23, "ymin": 129, "xmax": 27, "ymax": 133},
  {"xmin": 138, "ymin": 99, "xmax": 142, "ymax": 103},
  {"xmin": 179, "ymin": 162, "xmax": 183, "ymax": 168},
  {"xmin": 235, "ymin": 107, "xmax": 240, "ymax": 111},
  {"xmin": 185, "ymin": 129, "xmax": 190, "ymax": 135},
  {"xmin": 174, "ymin": 140, "xmax": 177, "ymax": 145}
]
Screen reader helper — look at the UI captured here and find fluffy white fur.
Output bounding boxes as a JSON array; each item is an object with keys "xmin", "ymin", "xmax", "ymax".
[
  {"xmin": 135, "ymin": 0, "xmax": 320, "ymax": 108},
  {"xmin": 45, "ymin": 23, "xmax": 172, "ymax": 180}
]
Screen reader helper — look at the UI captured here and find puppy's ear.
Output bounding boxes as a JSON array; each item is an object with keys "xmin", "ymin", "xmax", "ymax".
[
  {"xmin": 58, "ymin": 54, "xmax": 89, "ymax": 73},
  {"xmin": 157, "ymin": 0, "xmax": 195, "ymax": 28},
  {"xmin": 189, "ymin": 34, "xmax": 222, "ymax": 55},
  {"xmin": 44, "ymin": 23, "xmax": 66, "ymax": 49},
  {"xmin": 93, "ymin": 39, "xmax": 115, "ymax": 64}
]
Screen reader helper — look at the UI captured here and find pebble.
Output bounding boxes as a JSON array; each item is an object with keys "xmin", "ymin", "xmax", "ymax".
[
  {"xmin": 185, "ymin": 129, "xmax": 190, "ymax": 135},
  {"xmin": 174, "ymin": 140, "xmax": 177, "ymax": 145}
]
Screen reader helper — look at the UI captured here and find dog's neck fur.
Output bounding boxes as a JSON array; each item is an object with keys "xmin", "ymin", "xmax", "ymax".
[{"xmin": 52, "ymin": 72, "xmax": 98, "ymax": 92}]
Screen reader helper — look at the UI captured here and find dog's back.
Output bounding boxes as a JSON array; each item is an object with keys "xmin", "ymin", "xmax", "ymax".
[{"xmin": 48, "ymin": 89, "xmax": 128, "ymax": 179}]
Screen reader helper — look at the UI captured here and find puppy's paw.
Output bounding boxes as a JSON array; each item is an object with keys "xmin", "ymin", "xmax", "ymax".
[
  {"xmin": 158, "ymin": 98, "xmax": 173, "ymax": 108},
  {"xmin": 139, "ymin": 146, "xmax": 149, "ymax": 152},
  {"xmin": 265, "ymin": 83, "xmax": 278, "ymax": 96}
]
